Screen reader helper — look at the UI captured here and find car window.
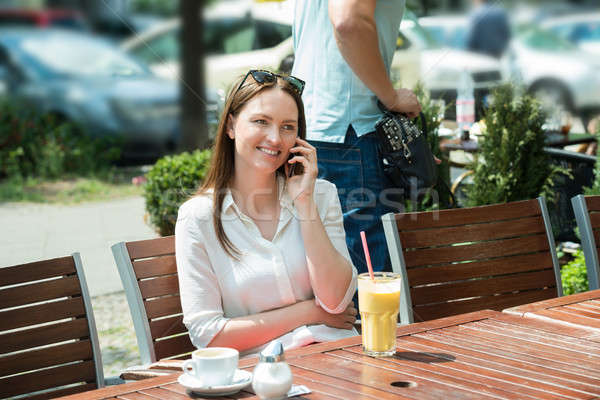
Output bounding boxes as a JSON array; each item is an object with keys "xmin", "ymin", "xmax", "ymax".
[
  {"xmin": 0, "ymin": 15, "xmax": 36, "ymax": 26},
  {"xmin": 517, "ymin": 26, "xmax": 576, "ymax": 51},
  {"xmin": 570, "ymin": 22, "xmax": 600, "ymax": 43},
  {"xmin": 205, "ymin": 17, "xmax": 255, "ymax": 55},
  {"xmin": 254, "ymin": 20, "xmax": 291, "ymax": 50},
  {"xmin": 131, "ymin": 30, "xmax": 179, "ymax": 64}
]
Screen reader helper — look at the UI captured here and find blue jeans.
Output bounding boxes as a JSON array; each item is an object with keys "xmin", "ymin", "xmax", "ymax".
[{"xmin": 310, "ymin": 126, "xmax": 401, "ymax": 278}]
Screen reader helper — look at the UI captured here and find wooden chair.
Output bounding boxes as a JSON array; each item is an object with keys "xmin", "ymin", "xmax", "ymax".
[
  {"xmin": 382, "ymin": 197, "xmax": 563, "ymax": 325},
  {"xmin": 571, "ymin": 194, "xmax": 600, "ymax": 290},
  {"xmin": 112, "ymin": 236, "xmax": 194, "ymax": 366},
  {"xmin": 0, "ymin": 254, "xmax": 104, "ymax": 399}
]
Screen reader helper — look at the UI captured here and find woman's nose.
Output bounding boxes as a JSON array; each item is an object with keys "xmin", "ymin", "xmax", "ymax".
[{"xmin": 265, "ymin": 126, "xmax": 283, "ymax": 145}]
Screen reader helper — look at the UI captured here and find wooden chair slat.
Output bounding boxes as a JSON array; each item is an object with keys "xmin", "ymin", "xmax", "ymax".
[
  {"xmin": 139, "ymin": 275, "xmax": 179, "ymax": 300},
  {"xmin": 410, "ymin": 269, "xmax": 557, "ymax": 305},
  {"xmin": 149, "ymin": 315, "xmax": 186, "ymax": 340},
  {"xmin": 23, "ymin": 383, "xmax": 97, "ymax": 400},
  {"xmin": 0, "ymin": 297, "xmax": 85, "ymax": 331},
  {"xmin": 133, "ymin": 255, "xmax": 177, "ymax": 279},
  {"xmin": 154, "ymin": 334, "xmax": 195, "ymax": 361},
  {"xmin": 126, "ymin": 236, "xmax": 175, "ymax": 261},
  {"xmin": 404, "ymin": 233, "xmax": 550, "ymax": 267},
  {"xmin": 585, "ymin": 196, "xmax": 600, "ymax": 212},
  {"xmin": 0, "ymin": 256, "xmax": 75, "ymax": 287},
  {"xmin": 1, "ymin": 275, "xmax": 82, "ymax": 310},
  {"xmin": 0, "ymin": 339, "xmax": 93, "ymax": 377},
  {"xmin": 145, "ymin": 295, "xmax": 182, "ymax": 320},
  {"xmin": 407, "ymin": 252, "xmax": 554, "ymax": 286},
  {"xmin": 590, "ymin": 212, "xmax": 600, "ymax": 228},
  {"xmin": 0, "ymin": 359, "xmax": 96, "ymax": 399},
  {"xmin": 0, "ymin": 318, "xmax": 89, "ymax": 354},
  {"xmin": 412, "ymin": 288, "xmax": 558, "ymax": 322},
  {"xmin": 399, "ymin": 215, "xmax": 545, "ymax": 248},
  {"xmin": 593, "ymin": 229, "xmax": 600, "ymax": 245},
  {"xmin": 395, "ymin": 199, "xmax": 540, "ymax": 230}
]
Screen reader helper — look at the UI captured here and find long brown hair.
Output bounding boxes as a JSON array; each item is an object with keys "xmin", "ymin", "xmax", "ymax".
[{"xmin": 197, "ymin": 73, "xmax": 307, "ymax": 259}]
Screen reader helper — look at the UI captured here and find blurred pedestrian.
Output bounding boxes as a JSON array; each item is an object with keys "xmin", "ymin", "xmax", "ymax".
[
  {"xmin": 292, "ymin": 0, "xmax": 421, "ymax": 278},
  {"xmin": 466, "ymin": 0, "xmax": 511, "ymax": 58}
]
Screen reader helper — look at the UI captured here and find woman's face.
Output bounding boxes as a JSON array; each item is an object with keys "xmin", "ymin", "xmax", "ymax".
[{"xmin": 227, "ymin": 88, "xmax": 299, "ymax": 176}]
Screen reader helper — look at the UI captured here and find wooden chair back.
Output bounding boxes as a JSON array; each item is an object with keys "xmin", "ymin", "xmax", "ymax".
[
  {"xmin": 571, "ymin": 194, "xmax": 600, "ymax": 290},
  {"xmin": 382, "ymin": 197, "xmax": 563, "ymax": 324},
  {"xmin": 112, "ymin": 236, "xmax": 194, "ymax": 365},
  {"xmin": 0, "ymin": 254, "xmax": 104, "ymax": 399}
]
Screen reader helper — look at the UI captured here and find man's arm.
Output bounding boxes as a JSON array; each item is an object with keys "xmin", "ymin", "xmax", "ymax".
[{"xmin": 328, "ymin": 0, "xmax": 420, "ymax": 116}]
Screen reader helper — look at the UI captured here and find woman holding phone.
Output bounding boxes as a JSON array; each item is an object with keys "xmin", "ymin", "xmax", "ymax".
[{"xmin": 175, "ymin": 70, "xmax": 358, "ymax": 355}]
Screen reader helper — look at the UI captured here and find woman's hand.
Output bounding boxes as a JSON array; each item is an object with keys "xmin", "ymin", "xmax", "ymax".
[
  {"xmin": 285, "ymin": 137, "xmax": 318, "ymax": 204},
  {"xmin": 314, "ymin": 303, "xmax": 357, "ymax": 330},
  {"xmin": 384, "ymin": 88, "xmax": 422, "ymax": 118}
]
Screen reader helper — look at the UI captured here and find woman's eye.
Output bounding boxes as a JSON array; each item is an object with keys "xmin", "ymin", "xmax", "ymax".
[
  {"xmin": 253, "ymin": 119, "xmax": 267, "ymax": 125},
  {"xmin": 282, "ymin": 124, "xmax": 296, "ymax": 131}
]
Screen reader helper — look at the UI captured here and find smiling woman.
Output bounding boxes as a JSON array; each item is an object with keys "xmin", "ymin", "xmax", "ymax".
[{"xmin": 175, "ymin": 70, "xmax": 359, "ymax": 356}]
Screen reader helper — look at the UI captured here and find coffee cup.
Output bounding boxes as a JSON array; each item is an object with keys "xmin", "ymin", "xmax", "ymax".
[{"xmin": 182, "ymin": 347, "xmax": 239, "ymax": 387}]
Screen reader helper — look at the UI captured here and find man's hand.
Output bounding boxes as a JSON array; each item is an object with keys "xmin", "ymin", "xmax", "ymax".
[
  {"xmin": 383, "ymin": 88, "xmax": 422, "ymax": 118},
  {"xmin": 315, "ymin": 303, "xmax": 357, "ymax": 330}
]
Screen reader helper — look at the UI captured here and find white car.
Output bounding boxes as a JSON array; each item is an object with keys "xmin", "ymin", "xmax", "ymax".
[
  {"xmin": 398, "ymin": 14, "xmax": 504, "ymax": 119},
  {"xmin": 122, "ymin": 0, "xmax": 295, "ymax": 96},
  {"xmin": 418, "ymin": 15, "xmax": 600, "ymax": 125},
  {"xmin": 542, "ymin": 13, "xmax": 600, "ymax": 55}
]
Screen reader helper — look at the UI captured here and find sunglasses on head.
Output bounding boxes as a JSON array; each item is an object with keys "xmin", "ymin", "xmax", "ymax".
[{"xmin": 234, "ymin": 70, "xmax": 305, "ymax": 96}]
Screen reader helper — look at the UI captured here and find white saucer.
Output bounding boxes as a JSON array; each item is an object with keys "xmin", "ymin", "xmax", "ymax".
[{"xmin": 178, "ymin": 369, "xmax": 252, "ymax": 396}]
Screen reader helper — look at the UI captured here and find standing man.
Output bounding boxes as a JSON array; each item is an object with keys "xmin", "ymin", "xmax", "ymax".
[
  {"xmin": 466, "ymin": 0, "xmax": 511, "ymax": 58},
  {"xmin": 292, "ymin": 0, "xmax": 421, "ymax": 276}
]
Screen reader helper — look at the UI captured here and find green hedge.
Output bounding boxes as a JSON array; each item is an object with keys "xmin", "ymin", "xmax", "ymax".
[
  {"xmin": 0, "ymin": 100, "xmax": 120, "ymax": 180},
  {"xmin": 144, "ymin": 149, "xmax": 213, "ymax": 236}
]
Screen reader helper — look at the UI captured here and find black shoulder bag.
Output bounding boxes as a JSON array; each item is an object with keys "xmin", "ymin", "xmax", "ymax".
[{"xmin": 374, "ymin": 103, "xmax": 438, "ymax": 193}]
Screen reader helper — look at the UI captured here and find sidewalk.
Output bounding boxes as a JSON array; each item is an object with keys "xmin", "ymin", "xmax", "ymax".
[{"xmin": 0, "ymin": 196, "xmax": 158, "ymax": 296}]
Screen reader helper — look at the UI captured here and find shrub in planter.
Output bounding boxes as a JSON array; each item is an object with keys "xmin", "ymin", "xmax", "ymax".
[
  {"xmin": 465, "ymin": 84, "xmax": 569, "ymax": 206},
  {"xmin": 561, "ymin": 249, "xmax": 588, "ymax": 295},
  {"xmin": 144, "ymin": 149, "xmax": 212, "ymax": 236}
]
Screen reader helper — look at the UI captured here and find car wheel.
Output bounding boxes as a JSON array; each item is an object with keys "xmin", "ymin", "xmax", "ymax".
[
  {"xmin": 530, "ymin": 81, "xmax": 573, "ymax": 112},
  {"xmin": 278, "ymin": 54, "xmax": 295, "ymax": 75}
]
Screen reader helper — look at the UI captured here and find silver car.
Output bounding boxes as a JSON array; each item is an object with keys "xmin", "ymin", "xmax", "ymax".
[{"xmin": 0, "ymin": 28, "xmax": 218, "ymax": 158}]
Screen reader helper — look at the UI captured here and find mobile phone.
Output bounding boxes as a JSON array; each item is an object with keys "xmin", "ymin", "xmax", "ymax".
[{"xmin": 288, "ymin": 153, "xmax": 297, "ymax": 177}]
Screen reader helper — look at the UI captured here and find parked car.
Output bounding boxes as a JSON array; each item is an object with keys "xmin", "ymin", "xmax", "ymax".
[
  {"xmin": 0, "ymin": 28, "xmax": 218, "ymax": 159},
  {"xmin": 418, "ymin": 15, "xmax": 600, "ymax": 125},
  {"xmin": 0, "ymin": 8, "xmax": 89, "ymax": 31},
  {"xmin": 542, "ymin": 13, "xmax": 600, "ymax": 55},
  {"xmin": 396, "ymin": 13, "xmax": 504, "ymax": 119},
  {"xmin": 122, "ymin": 0, "xmax": 296, "ymax": 94}
]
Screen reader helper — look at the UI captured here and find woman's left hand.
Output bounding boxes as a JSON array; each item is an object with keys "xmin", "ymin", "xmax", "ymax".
[{"xmin": 285, "ymin": 137, "xmax": 318, "ymax": 204}]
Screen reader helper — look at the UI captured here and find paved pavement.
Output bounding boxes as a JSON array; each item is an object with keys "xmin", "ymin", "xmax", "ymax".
[{"xmin": 0, "ymin": 196, "xmax": 158, "ymax": 296}]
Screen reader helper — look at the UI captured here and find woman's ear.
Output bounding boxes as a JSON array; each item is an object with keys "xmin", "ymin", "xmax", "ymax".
[{"xmin": 226, "ymin": 114, "xmax": 235, "ymax": 139}]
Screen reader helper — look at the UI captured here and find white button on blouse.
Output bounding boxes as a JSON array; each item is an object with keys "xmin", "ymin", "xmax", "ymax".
[{"xmin": 175, "ymin": 175, "xmax": 358, "ymax": 356}]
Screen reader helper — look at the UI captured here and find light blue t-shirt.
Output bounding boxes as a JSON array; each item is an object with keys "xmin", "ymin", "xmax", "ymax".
[{"xmin": 292, "ymin": 0, "xmax": 405, "ymax": 143}]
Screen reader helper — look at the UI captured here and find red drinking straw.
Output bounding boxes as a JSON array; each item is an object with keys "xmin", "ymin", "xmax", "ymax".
[{"xmin": 360, "ymin": 231, "xmax": 375, "ymax": 281}]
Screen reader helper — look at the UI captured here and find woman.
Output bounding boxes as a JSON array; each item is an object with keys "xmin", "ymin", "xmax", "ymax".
[{"xmin": 175, "ymin": 70, "xmax": 358, "ymax": 355}]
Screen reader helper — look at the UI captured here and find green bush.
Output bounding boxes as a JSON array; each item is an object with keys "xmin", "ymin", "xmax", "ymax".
[
  {"xmin": 144, "ymin": 149, "xmax": 213, "ymax": 236},
  {"xmin": 0, "ymin": 100, "xmax": 121, "ymax": 180},
  {"xmin": 465, "ymin": 84, "xmax": 569, "ymax": 206},
  {"xmin": 561, "ymin": 249, "xmax": 589, "ymax": 295}
]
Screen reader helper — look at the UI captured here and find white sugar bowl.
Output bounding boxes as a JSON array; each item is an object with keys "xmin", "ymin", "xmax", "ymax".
[{"xmin": 252, "ymin": 341, "xmax": 293, "ymax": 400}]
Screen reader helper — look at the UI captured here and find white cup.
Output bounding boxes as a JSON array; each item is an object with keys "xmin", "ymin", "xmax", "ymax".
[{"xmin": 182, "ymin": 347, "xmax": 239, "ymax": 387}]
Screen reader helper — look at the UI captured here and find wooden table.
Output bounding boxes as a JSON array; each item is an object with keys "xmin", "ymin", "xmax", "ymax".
[
  {"xmin": 505, "ymin": 289, "xmax": 600, "ymax": 342},
  {"xmin": 58, "ymin": 309, "xmax": 600, "ymax": 400}
]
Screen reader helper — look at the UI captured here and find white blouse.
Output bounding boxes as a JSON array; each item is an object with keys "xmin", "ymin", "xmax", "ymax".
[{"xmin": 175, "ymin": 175, "xmax": 358, "ymax": 356}]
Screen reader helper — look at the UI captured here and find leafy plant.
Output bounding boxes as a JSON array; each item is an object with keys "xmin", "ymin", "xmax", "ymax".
[
  {"xmin": 465, "ymin": 84, "xmax": 569, "ymax": 206},
  {"xmin": 144, "ymin": 149, "xmax": 213, "ymax": 236},
  {"xmin": 561, "ymin": 249, "xmax": 588, "ymax": 295},
  {"xmin": 0, "ymin": 100, "xmax": 121, "ymax": 181}
]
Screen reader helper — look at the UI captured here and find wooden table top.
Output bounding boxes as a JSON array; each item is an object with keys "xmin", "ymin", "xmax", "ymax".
[
  {"xmin": 58, "ymin": 308, "xmax": 600, "ymax": 400},
  {"xmin": 504, "ymin": 289, "xmax": 600, "ymax": 342}
]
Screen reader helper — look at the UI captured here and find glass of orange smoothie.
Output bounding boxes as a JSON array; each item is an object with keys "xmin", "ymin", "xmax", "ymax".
[{"xmin": 358, "ymin": 272, "xmax": 401, "ymax": 357}]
